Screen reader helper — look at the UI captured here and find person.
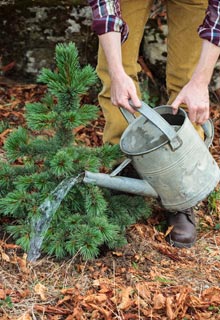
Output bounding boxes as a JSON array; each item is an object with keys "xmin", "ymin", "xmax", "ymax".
[{"xmin": 87, "ymin": 0, "xmax": 220, "ymax": 248}]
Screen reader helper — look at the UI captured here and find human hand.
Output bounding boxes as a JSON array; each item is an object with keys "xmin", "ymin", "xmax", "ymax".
[
  {"xmin": 171, "ymin": 80, "xmax": 210, "ymax": 124},
  {"xmin": 98, "ymin": 32, "xmax": 141, "ymax": 113},
  {"xmin": 110, "ymin": 71, "xmax": 141, "ymax": 113}
]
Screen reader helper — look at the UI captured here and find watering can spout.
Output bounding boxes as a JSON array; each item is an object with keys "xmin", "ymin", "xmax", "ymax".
[{"xmin": 83, "ymin": 171, "xmax": 158, "ymax": 198}]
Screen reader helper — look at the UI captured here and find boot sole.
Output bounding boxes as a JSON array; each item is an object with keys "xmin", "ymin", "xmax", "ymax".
[{"xmin": 166, "ymin": 236, "xmax": 196, "ymax": 249}]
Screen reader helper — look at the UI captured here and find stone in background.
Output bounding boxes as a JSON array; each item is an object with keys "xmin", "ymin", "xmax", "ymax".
[
  {"xmin": 0, "ymin": 1, "xmax": 97, "ymax": 82},
  {"xmin": 0, "ymin": 0, "xmax": 219, "ymax": 104}
]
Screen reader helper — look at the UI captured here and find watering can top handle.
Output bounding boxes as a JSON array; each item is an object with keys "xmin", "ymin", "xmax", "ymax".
[{"xmin": 120, "ymin": 100, "xmax": 182, "ymax": 151}]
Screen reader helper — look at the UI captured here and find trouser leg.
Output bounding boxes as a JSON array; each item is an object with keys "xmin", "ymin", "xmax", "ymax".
[
  {"xmin": 96, "ymin": 0, "xmax": 154, "ymax": 145},
  {"xmin": 166, "ymin": 0, "xmax": 208, "ymax": 138},
  {"xmin": 165, "ymin": 0, "xmax": 208, "ymax": 249},
  {"xmin": 166, "ymin": 0, "xmax": 208, "ymax": 102}
]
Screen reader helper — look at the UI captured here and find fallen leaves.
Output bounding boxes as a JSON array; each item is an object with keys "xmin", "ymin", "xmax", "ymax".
[
  {"xmin": 17, "ymin": 313, "xmax": 32, "ymax": 320},
  {"xmin": 54, "ymin": 282, "xmax": 220, "ymax": 319},
  {"xmin": 153, "ymin": 292, "xmax": 166, "ymax": 310},
  {"xmin": 0, "ymin": 246, "xmax": 29, "ymax": 276},
  {"xmin": 34, "ymin": 283, "xmax": 47, "ymax": 301},
  {"xmin": 0, "ymin": 81, "xmax": 220, "ymax": 319},
  {"xmin": 2, "ymin": 233, "xmax": 220, "ymax": 320},
  {"xmin": 202, "ymin": 287, "xmax": 220, "ymax": 305}
]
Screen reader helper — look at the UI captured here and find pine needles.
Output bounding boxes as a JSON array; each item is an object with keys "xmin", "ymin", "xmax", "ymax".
[{"xmin": 0, "ymin": 42, "xmax": 152, "ymax": 260}]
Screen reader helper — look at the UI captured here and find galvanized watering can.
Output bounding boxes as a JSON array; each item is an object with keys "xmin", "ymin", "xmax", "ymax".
[{"xmin": 84, "ymin": 101, "xmax": 220, "ymax": 211}]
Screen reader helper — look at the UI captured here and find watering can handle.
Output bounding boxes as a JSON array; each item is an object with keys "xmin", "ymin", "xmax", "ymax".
[
  {"xmin": 202, "ymin": 119, "xmax": 214, "ymax": 148},
  {"xmin": 120, "ymin": 100, "xmax": 182, "ymax": 151}
]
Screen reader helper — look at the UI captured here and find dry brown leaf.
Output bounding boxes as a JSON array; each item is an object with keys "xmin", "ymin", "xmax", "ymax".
[
  {"xmin": 73, "ymin": 125, "xmax": 85, "ymax": 133},
  {"xmin": 0, "ymin": 241, "xmax": 21, "ymax": 249},
  {"xmin": 112, "ymin": 251, "xmax": 123, "ymax": 256},
  {"xmin": 213, "ymin": 236, "xmax": 220, "ymax": 246},
  {"xmin": 56, "ymin": 294, "xmax": 72, "ymax": 306},
  {"xmin": 202, "ymin": 287, "xmax": 220, "ymax": 304},
  {"xmin": 118, "ymin": 286, "xmax": 133, "ymax": 310},
  {"xmin": 0, "ymin": 288, "xmax": 6, "ymax": 299},
  {"xmin": 0, "ymin": 316, "xmax": 11, "ymax": 320},
  {"xmin": 164, "ymin": 225, "xmax": 174, "ymax": 237},
  {"xmin": 136, "ymin": 282, "xmax": 151, "ymax": 300},
  {"xmin": 1, "ymin": 61, "xmax": 16, "ymax": 73},
  {"xmin": 1, "ymin": 250, "xmax": 10, "ymax": 262},
  {"xmin": 166, "ymin": 296, "xmax": 175, "ymax": 320},
  {"xmin": 189, "ymin": 295, "xmax": 205, "ymax": 308},
  {"xmin": 123, "ymin": 313, "xmax": 140, "ymax": 319},
  {"xmin": 34, "ymin": 282, "xmax": 47, "ymax": 301},
  {"xmin": 84, "ymin": 293, "xmax": 107, "ymax": 304},
  {"xmin": 17, "ymin": 313, "xmax": 32, "ymax": 320},
  {"xmin": 154, "ymin": 244, "xmax": 182, "ymax": 261},
  {"xmin": 16, "ymin": 254, "xmax": 29, "ymax": 274},
  {"xmin": 138, "ymin": 56, "xmax": 156, "ymax": 85},
  {"xmin": 133, "ymin": 224, "xmax": 147, "ymax": 238},
  {"xmin": 153, "ymin": 293, "xmax": 166, "ymax": 310},
  {"xmin": 65, "ymin": 306, "xmax": 84, "ymax": 320},
  {"xmin": 60, "ymin": 287, "xmax": 76, "ymax": 295},
  {"xmin": 203, "ymin": 215, "xmax": 215, "ymax": 227},
  {"xmin": 173, "ymin": 287, "xmax": 191, "ymax": 319},
  {"xmin": 34, "ymin": 304, "xmax": 71, "ymax": 315},
  {"xmin": 85, "ymin": 302, "xmax": 111, "ymax": 319},
  {"xmin": 99, "ymin": 283, "xmax": 112, "ymax": 294}
]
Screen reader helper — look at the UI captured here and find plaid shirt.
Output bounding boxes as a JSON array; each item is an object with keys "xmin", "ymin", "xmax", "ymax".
[
  {"xmin": 87, "ymin": 0, "xmax": 128, "ymax": 43},
  {"xmin": 198, "ymin": 0, "xmax": 220, "ymax": 46},
  {"xmin": 88, "ymin": 0, "xmax": 220, "ymax": 46}
]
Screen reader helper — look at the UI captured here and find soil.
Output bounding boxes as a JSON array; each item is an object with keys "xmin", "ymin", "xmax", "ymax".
[{"xmin": 0, "ymin": 78, "xmax": 220, "ymax": 320}]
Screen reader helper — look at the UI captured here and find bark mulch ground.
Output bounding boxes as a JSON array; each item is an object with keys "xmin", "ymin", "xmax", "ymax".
[{"xmin": 0, "ymin": 79, "xmax": 220, "ymax": 320}]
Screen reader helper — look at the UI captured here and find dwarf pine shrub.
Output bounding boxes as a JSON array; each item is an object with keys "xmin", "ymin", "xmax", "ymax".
[{"xmin": 0, "ymin": 42, "xmax": 151, "ymax": 260}]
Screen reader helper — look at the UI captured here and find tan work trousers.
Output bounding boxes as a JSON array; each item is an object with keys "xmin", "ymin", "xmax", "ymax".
[{"xmin": 96, "ymin": 0, "xmax": 208, "ymax": 144}]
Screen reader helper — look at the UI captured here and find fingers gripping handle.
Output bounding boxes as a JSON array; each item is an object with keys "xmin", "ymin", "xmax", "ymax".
[{"xmin": 120, "ymin": 107, "xmax": 136, "ymax": 124}]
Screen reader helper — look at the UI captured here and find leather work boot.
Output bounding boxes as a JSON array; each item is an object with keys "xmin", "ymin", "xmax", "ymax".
[{"xmin": 165, "ymin": 208, "xmax": 196, "ymax": 248}]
